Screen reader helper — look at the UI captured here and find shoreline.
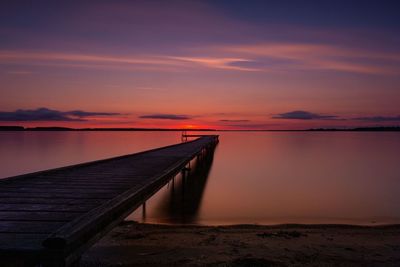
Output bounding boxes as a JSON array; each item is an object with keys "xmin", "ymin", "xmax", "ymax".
[{"xmin": 82, "ymin": 221, "xmax": 400, "ymax": 266}]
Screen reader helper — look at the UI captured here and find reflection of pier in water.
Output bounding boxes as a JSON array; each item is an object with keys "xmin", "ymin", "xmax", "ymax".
[{"xmin": 144, "ymin": 143, "xmax": 216, "ymax": 224}]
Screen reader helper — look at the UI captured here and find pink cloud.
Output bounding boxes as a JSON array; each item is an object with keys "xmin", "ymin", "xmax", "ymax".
[
  {"xmin": 167, "ymin": 56, "xmax": 259, "ymax": 71},
  {"xmin": 0, "ymin": 51, "xmax": 257, "ymax": 72}
]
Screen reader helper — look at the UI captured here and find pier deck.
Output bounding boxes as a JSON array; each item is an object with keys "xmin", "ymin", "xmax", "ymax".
[{"xmin": 0, "ymin": 135, "xmax": 218, "ymax": 266}]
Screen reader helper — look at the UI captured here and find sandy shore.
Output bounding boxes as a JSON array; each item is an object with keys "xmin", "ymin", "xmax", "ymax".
[{"xmin": 81, "ymin": 222, "xmax": 400, "ymax": 266}]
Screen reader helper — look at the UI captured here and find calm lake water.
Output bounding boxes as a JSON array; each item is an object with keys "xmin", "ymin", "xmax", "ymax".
[{"xmin": 1, "ymin": 131, "xmax": 399, "ymax": 225}]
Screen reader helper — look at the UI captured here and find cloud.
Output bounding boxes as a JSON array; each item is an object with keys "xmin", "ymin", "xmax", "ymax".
[
  {"xmin": 219, "ymin": 119, "xmax": 250, "ymax": 122},
  {"xmin": 353, "ymin": 116, "xmax": 400, "ymax": 122},
  {"xmin": 0, "ymin": 108, "xmax": 121, "ymax": 121},
  {"xmin": 67, "ymin": 110, "xmax": 120, "ymax": 117},
  {"xmin": 139, "ymin": 114, "xmax": 191, "ymax": 120},
  {"xmin": 217, "ymin": 43, "xmax": 400, "ymax": 75},
  {"xmin": 3, "ymin": 40, "xmax": 399, "ymax": 74},
  {"xmin": 0, "ymin": 51, "xmax": 256, "ymax": 72},
  {"xmin": 167, "ymin": 56, "xmax": 259, "ymax": 71},
  {"xmin": 273, "ymin": 110, "xmax": 338, "ymax": 120}
]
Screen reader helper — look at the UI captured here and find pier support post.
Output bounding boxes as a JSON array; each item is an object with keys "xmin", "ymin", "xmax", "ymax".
[{"xmin": 142, "ymin": 202, "xmax": 146, "ymax": 221}]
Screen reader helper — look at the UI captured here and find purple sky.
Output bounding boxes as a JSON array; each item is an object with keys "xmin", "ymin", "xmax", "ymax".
[{"xmin": 1, "ymin": 0, "xmax": 400, "ymax": 129}]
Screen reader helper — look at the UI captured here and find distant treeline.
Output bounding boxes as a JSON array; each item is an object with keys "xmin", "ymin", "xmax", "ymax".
[
  {"xmin": 306, "ymin": 127, "xmax": 400, "ymax": 132},
  {"xmin": 1, "ymin": 126, "xmax": 400, "ymax": 131}
]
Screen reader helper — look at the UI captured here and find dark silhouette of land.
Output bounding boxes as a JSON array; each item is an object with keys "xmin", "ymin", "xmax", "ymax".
[
  {"xmin": 0, "ymin": 126, "xmax": 25, "ymax": 131},
  {"xmin": 306, "ymin": 126, "xmax": 400, "ymax": 131}
]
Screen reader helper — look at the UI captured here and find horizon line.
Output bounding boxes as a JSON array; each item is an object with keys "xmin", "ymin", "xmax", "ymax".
[{"xmin": 0, "ymin": 126, "xmax": 399, "ymax": 132}]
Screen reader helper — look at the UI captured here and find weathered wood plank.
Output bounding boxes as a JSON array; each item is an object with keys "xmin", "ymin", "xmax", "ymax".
[
  {"xmin": 0, "ymin": 233, "xmax": 48, "ymax": 251},
  {"xmin": 16, "ymin": 180, "xmax": 137, "ymax": 185},
  {"xmin": 0, "ymin": 192, "xmax": 117, "ymax": 199},
  {"xmin": 0, "ymin": 203, "xmax": 98, "ymax": 212},
  {"xmin": 0, "ymin": 188, "xmax": 123, "ymax": 194},
  {"xmin": 0, "ymin": 221, "xmax": 65, "ymax": 233},
  {"xmin": 0, "ymin": 211, "xmax": 80, "ymax": 221},
  {"xmin": 0, "ymin": 198, "xmax": 105, "ymax": 205},
  {"xmin": 2, "ymin": 183, "xmax": 131, "ymax": 188},
  {"xmin": 23, "ymin": 182, "xmax": 136, "ymax": 187}
]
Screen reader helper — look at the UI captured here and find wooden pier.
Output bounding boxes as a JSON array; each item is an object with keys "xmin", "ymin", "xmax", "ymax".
[{"xmin": 0, "ymin": 135, "xmax": 219, "ymax": 266}]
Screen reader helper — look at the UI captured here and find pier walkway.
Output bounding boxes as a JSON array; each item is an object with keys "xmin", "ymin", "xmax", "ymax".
[{"xmin": 0, "ymin": 135, "xmax": 219, "ymax": 266}]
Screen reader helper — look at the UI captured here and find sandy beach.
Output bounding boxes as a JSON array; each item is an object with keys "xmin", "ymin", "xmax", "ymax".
[{"xmin": 81, "ymin": 222, "xmax": 400, "ymax": 267}]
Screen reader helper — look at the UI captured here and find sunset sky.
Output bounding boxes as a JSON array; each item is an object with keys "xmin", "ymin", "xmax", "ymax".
[{"xmin": 1, "ymin": 0, "xmax": 400, "ymax": 130}]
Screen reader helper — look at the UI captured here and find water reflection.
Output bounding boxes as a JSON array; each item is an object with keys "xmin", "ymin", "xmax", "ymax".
[{"xmin": 140, "ymin": 145, "xmax": 216, "ymax": 224}]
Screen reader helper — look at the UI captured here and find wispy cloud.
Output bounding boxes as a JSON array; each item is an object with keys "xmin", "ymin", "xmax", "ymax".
[
  {"xmin": 2, "ymin": 41, "xmax": 399, "ymax": 74},
  {"xmin": 217, "ymin": 43, "xmax": 400, "ymax": 75},
  {"xmin": 273, "ymin": 110, "xmax": 338, "ymax": 120},
  {"xmin": 0, "ymin": 51, "xmax": 256, "ymax": 72},
  {"xmin": 354, "ymin": 115, "xmax": 400, "ymax": 122},
  {"xmin": 139, "ymin": 114, "xmax": 191, "ymax": 120},
  {"xmin": 0, "ymin": 108, "xmax": 121, "ymax": 122},
  {"xmin": 167, "ymin": 56, "xmax": 259, "ymax": 71}
]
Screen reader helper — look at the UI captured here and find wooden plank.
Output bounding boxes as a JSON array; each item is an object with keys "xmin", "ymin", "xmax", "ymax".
[
  {"xmin": 1, "ymin": 182, "xmax": 128, "ymax": 190},
  {"xmin": 0, "ymin": 192, "xmax": 117, "ymax": 199},
  {"xmin": 0, "ymin": 188, "xmax": 123, "ymax": 194},
  {"xmin": 0, "ymin": 203, "xmax": 98, "ymax": 212},
  {"xmin": 0, "ymin": 198, "xmax": 105, "ymax": 205},
  {"xmin": 23, "ymin": 179, "xmax": 140, "ymax": 184},
  {"xmin": 6, "ymin": 181, "xmax": 136, "ymax": 186},
  {"xmin": 17, "ymin": 180, "xmax": 137, "ymax": 185},
  {"xmin": 0, "ymin": 221, "xmax": 65, "ymax": 234},
  {"xmin": 0, "ymin": 211, "xmax": 80, "ymax": 221},
  {"xmin": 0, "ymin": 233, "xmax": 48, "ymax": 252}
]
